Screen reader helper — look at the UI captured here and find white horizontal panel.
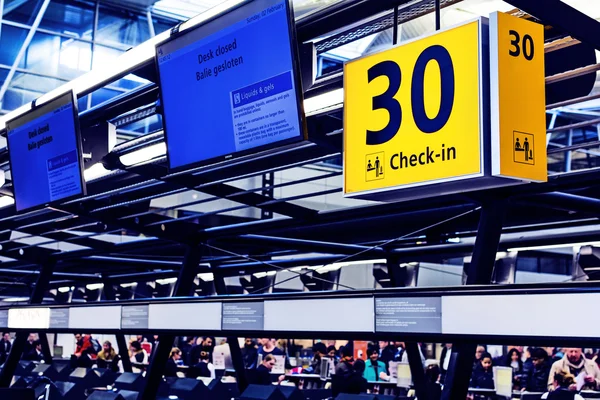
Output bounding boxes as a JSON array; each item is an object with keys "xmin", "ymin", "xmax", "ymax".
[
  {"xmin": 149, "ymin": 303, "xmax": 221, "ymax": 330},
  {"xmin": 264, "ymin": 297, "xmax": 374, "ymax": 332},
  {"xmin": 8, "ymin": 307, "xmax": 50, "ymax": 329},
  {"xmin": 442, "ymin": 293, "xmax": 600, "ymax": 338},
  {"xmin": 69, "ymin": 306, "xmax": 121, "ymax": 330}
]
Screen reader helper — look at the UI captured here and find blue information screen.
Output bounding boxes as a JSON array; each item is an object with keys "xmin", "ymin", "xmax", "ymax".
[
  {"xmin": 7, "ymin": 92, "xmax": 85, "ymax": 212},
  {"xmin": 157, "ymin": 0, "xmax": 303, "ymax": 171}
]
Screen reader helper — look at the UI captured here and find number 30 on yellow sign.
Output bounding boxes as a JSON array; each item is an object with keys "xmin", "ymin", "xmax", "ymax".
[
  {"xmin": 344, "ymin": 19, "xmax": 485, "ymax": 198},
  {"xmin": 343, "ymin": 13, "xmax": 546, "ymax": 200}
]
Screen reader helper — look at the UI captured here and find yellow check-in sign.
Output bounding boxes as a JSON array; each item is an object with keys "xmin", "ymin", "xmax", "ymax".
[
  {"xmin": 490, "ymin": 12, "xmax": 546, "ymax": 182},
  {"xmin": 344, "ymin": 19, "xmax": 484, "ymax": 198}
]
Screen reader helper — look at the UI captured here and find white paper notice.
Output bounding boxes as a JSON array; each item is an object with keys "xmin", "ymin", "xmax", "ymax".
[
  {"xmin": 493, "ymin": 366, "xmax": 512, "ymax": 397},
  {"xmin": 576, "ymin": 371, "xmax": 586, "ymax": 391},
  {"xmin": 396, "ymin": 364, "xmax": 412, "ymax": 388},
  {"xmin": 213, "ymin": 352, "xmax": 226, "ymax": 370},
  {"xmin": 273, "ymin": 355, "xmax": 286, "ymax": 374}
]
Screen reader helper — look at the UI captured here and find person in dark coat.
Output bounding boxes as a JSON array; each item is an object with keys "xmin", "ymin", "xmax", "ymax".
[
  {"xmin": 523, "ymin": 347, "xmax": 551, "ymax": 393},
  {"xmin": 189, "ymin": 338, "xmax": 201, "ymax": 366},
  {"xmin": 23, "ymin": 340, "xmax": 44, "ymax": 362},
  {"xmin": 343, "ymin": 359, "xmax": 369, "ymax": 395},
  {"xmin": 307, "ymin": 342, "xmax": 327, "ymax": 375},
  {"xmin": 241, "ymin": 338, "xmax": 259, "ymax": 369},
  {"xmin": 257, "ymin": 338, "xmax": 284, "ymax": 358},
  {"xmin": 473, "ymin": 345, "xmax": 486, "ymax": 371},
  {"xmin": 424, "ymin": 364, "xmax": 442, "ymax": 400},
  {"xmin": 164, "ymin": 347, "xmax": 181, "ymax": 378},
  {"xmin": 546, "ymin": 369, "xmax": 584, "ymax": 400},
  {"xmin": 252, "ymin": 354, "xmax": 284, "ymax": 385},
  {"xmin": 470, "ymin": 352, "xmax": 494, "ymax": 389},
  {"xmin": 506, "ymin": 348, "xmax": 524, "ymax": 389},
  {"xmin": 22, "ymin": 334, "xmax": 36, "ymax": 359},
  {"xmin": 335, "ymin": 346, "xmax": 354, "ymax": 378},
  {"xmin": 327, "ymin": 345, "xmax": 339, "ymax": 369},
  {"xmin": 179, "ymin": 337, "xmax": 195, "ymax": 366},
  {"xmin": 0, "ymin": 333, "xmax": 12, "ymax": 365},
  {"xmin": 377, "ymin": 341, "xmax": 396, "ymax": 368},
  {"xmin": 440, "ymin": 343, "xmax": 452, "ymax": 383}
]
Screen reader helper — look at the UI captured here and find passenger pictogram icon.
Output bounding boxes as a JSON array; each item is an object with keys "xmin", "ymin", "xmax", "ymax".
[
  {"xmin": 513, "ymin": 131, "xmax": 534, "ymax": 165},
  {"xmin": 366, "ymin": 152, "xmax": 385, "ymax": 181}
]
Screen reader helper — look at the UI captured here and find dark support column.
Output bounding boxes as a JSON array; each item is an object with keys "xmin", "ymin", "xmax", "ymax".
[
  {"xmin": 39, "ymin": 334, "xmax": 52, "ymax": 364},
  {"xmin": 228, "ymin": 337, "xmax": 248, "ymax": 392},
  {"xmin": 462, "ymin": 200, "xmax": 506, "ymax": 285},
  {"xmin": 441, "ymin": 342, "xmax": 478, "ymax": 400},
  {"xmin": 405, "ymin": 342, "xmax": 426, "ymax": 399},
  {"xmin": 386, "ymin": 257, "xmax": 419, "ymax": 287},
  {"xmin": 0, "ymin": 261, "xmax": 56, "ymax": 387},
  {"xmin": 392, "ymin": 5, "xmax": 398, "ymax": 45},
  {"xmin": 435, "ymin": 0, "xmax": 441, "ymax": 30},
  {"xmin": 386, "ymin": 257, "xmax": 406, "ymax": 287},
  {"xmin": 103, "ymin": 277, "xmax": 132, "ymax": 373},
  {"xmin": 212, "ymin": 266, "xmax": 227, "ymax": 295},
  {"xmin": 212, "ymin": 269, "xmax": 249, "ymax": 392},
  {"xmin": 441, "ymin": 200, "xmax": 505, "ymax": 400},
  {"xmin": 138, "ymin": 246, "xmax": 201, "ymax": 400}
]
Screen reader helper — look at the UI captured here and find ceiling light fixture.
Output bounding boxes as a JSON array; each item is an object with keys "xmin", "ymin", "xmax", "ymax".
[{"xmin": 119, "ymin": 142, "xmax": 166, "ymax": 166}]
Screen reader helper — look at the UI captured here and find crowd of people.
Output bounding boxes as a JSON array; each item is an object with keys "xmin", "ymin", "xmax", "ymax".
[
  {"xmin": 68, "ymin": 334, "xmax": 220, "ymax": 378},
  {"xmin": 466, "ymin": 346, "xmax": 600, "ymax": 394},
  {"xmin": 4, "ymin": 331, "xmax": 600, "ymax": 399},
  {"xmin": 284, "ymin": 341, "xmax": 600, "ymax": 398}
]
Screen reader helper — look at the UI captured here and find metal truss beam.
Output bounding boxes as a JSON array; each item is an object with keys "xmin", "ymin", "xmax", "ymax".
[{"xmin": 232, "ymin": 234, "xmax": 385, "ymax": 255}]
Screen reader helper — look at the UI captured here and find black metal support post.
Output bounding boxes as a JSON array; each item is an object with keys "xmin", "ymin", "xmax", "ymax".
[
  {"xmin": 441, "ymin": 342, "xmax": 478, "ymax": 400},
  {"xmin": 102, "ymin": 277, "xmax": 133, "ymax": 373},
  {"xmin": 392, "ymin": 5, "xmax": 398, "ymax": 45},
  {"xmin": 138, "ymin": 245, "xmax": 201, "ymax": 400},
  {"xmin": 0, "ymin": 260, "xmax": 56, "ymax": 387},
  {"xmin": 462, "ymin": 200, "xmax": 506, "ymax": 285},
  {"xmin": 228, "ymin": 336, "xmax": 248, "ymax": 392},
  {"xmin": 435, "ymin": 0, "xmax": 441, "ymax": 30},
  {"xmin": 386, "ymin": 257, "xmax": 406, "ymax": 287},
  {"xmin": 441, "ymin": 200, "xmax": 505, "ymax": 400},
  {"xmin": 212, "ymin": 269, "xmax": 249, "ymax": 392},
  {"xmin": 212, "ymin": 265, "xmax": 228, "ymax": 296},
  {"xmin": 405, "ymin": 342, "xmax": 426, "ymax": 399},
  {"xmin": 39, "ymin": 334, "xmax": 52, "ymax": 364}
]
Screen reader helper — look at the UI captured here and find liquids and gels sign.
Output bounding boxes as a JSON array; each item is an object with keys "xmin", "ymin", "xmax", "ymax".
[{"xmin": 344, "ymin": 19, "xmax": 485, "ymax": 198}]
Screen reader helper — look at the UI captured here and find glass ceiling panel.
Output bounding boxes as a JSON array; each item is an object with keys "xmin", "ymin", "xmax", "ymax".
[{"xmin": 151, "ymin": 0, "xmax": 340, "ymax": 20}]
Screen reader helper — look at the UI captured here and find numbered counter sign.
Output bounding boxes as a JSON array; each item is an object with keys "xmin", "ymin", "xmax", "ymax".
[
  {"xmin": 344, "ymin": 19, "xmax": 486, "ymax": 199},
  {"xmin": 490, "ymin": 12, "xmax": 546, "ymax": 182}
]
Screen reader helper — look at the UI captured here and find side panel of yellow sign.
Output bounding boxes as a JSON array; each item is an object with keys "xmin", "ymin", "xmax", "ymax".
[
  {"xmin": 490, "ymin": 12, "xmax": 546, "ymax": 182},
  {"xmin": 344, "ymin": 19, "xmax": 484, "ymax": 198}
]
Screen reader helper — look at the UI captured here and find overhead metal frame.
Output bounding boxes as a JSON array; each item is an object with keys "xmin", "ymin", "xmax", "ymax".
[{"xmin": 0, "ymin": 0, "xmax": 596, "ymax": 395}]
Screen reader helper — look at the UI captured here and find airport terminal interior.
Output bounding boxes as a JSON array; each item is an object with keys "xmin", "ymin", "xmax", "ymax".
[{"xmin": 0, "ymin": 0, "xmax": 599, "ymax": 399}]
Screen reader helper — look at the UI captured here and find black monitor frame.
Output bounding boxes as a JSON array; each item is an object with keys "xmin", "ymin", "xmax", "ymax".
[
  {"xmin": 6, "ymin": 90, "xmax": 87, "ymax": 213},
  {"xmin": 155, "ymin": 0, "xmax": 307, "ymax": 173}
]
